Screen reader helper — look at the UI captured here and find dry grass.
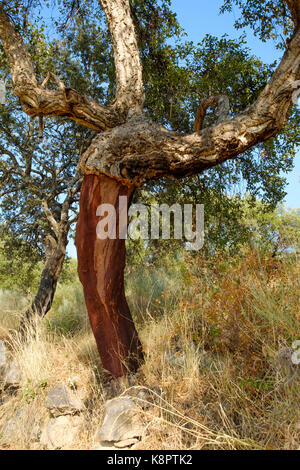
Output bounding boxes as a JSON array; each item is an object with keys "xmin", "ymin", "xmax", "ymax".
[
  {"xmin": 0, "ymin": 249, "xmax": 299, "ymax": 450},
  {"xmin": 0, "ymin": 318, "xmax": 108, "ymax": 450},
  {"xmin": 137, "ymin": 250, "xmax": 300, "ymax": 450}
]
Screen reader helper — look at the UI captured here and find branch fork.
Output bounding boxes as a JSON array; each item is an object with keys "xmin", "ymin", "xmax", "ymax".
[{"xmin": 194, "ymin": 94, "xmax": 230, "ymax": 131}]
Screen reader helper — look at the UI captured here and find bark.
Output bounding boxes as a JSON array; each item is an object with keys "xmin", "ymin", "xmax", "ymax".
[
  {"xmin": 0, "ymin": 8, "xmax": 120, "ymax": 130},
  {"xmin": 287, "ymin": 0, "xmax": 300, "ymax": 27},
  {"xmin": 0, "ymin": 0, "xmax": 144, "ymax": 129},
  {"xmin": 19, "ymin": 233, "xmax": 67, "ymax": 334},
  {"xmin": 194, "ymin": 95, "xmax": 230, "ymax": 131},
  {"xmin": 18, "ymin": 178, "xmax": 81, "ymax": 335},
  {"xmin": 79, "ymin": 27, "xmax": 300, "ymax": 183},
  {"xmin": 75, "ymin": 174, "xmax": 143, "ymax": 377},
  {"xmin": 100, "ymin": 0, "xmax": 144, "ymax": 115}
]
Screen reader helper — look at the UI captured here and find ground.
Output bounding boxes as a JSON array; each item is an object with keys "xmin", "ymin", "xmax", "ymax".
[{"xmin": 0, "ymin": 249, "xmax": 299, "ymax": 450}]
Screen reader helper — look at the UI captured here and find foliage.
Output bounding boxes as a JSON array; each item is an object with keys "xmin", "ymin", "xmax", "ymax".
[
  {"xmin": 0, "ymin": 227, "xmax": 41, "ymax": 292},
  {"xmin": 0, "ymin": 0, "xmax": 298, "ymax": 317},
  {"xmin": 220, "ymin": 0, "xmax": 294, "ymax": 47},
  {"xmin": 242, "ymin": 201, "xmax": 300, "ymax": 255}
]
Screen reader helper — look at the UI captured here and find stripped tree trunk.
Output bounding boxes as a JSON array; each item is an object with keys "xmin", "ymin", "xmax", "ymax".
[{"xmin": 75, "ymin": 174, "xmax": 143, "ymax": 377}]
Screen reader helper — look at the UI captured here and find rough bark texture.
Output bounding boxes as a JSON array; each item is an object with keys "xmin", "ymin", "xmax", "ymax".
[
  {"xmin": 18, "ymin": 177, "xmax": 81, "ymax": 335},
  {"xmin": 194, "ymin": 95, "xmax": 230, "ymax": 131},
  {"xmin": 0, "ymin": 0, "xmax": 144, "ymax": 129},
  {"xmin": 0, "ymin": 9, "xmax": 121, "ymax": 131},
  {"xmin": 287, "ymin": 0, "xmax": 300, "ymax": 27},
  {"xmin": 100, "ymin": 0, "xmax": 144, "ymax": 115},
  {"xmin": 79, "ymin": 28, "xmax": 300, "ymax": 183},
  {"xmin": 75, "ymin": 174, "xmax": 143, "ymax": 377}
]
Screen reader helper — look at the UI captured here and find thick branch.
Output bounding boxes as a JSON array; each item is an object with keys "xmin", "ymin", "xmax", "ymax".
[
  {"xmin": 287, "ymin": 0, "xmax": 300, "ymax": 27},
  {"xmin": 80, "ymin": 27, "xmax": 300, "ymax": 183},
  {"xmin": 194, "ymin": 95, "xmax": 230, "ymax": 131},
  {"xmin": 100, "ymin": 0, "xmax": 144, "ymax": 115},
  {"xmin": 0, "ymin": 7, "xmax": 121, "ymax": 131}
]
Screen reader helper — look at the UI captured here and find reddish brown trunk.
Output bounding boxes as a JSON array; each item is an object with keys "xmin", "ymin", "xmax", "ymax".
[{"xmin": 75, "ymin": 174, "xmax": 143, "ymax": 377}]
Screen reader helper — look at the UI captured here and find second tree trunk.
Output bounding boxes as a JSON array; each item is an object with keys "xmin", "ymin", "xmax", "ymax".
[
  {"xmin": 75, "ymin": 174, "xmax": 143, "ymax": 377},
  {"xmin": 19, "ymin": 235, "xmax": 67, "ymax": 335}
]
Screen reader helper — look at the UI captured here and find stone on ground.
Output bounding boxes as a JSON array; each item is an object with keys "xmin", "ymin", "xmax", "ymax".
[
  {"xmin": 97, "ymin": 395, "xmax": 143, "ymax": 442},
  {"xmin": 45, "ymin": 384, "xmax": 85, "ymax": 417},
  {"xmin": 0, "ymin": 342, "xmax": 21, "ymax": 387},
  {"xmin": 114, "ymin": 438, "xmax": 139, "ymax": 448},
  {"xmin": 1, "ymin": 406, "xmax": 42, "ymax": 444},
  {"xmin": 3, "ymin": 359, "xmax": 20, "ymax": 387},
  {"xmin": 40, "ymin": 415, "xmax": 84, "ymax": 450}
]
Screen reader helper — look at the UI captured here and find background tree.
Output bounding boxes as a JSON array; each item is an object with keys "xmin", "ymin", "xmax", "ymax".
[
  {"xmin": 0, "ymin": 0, "xmax": 299, "ymax": 377},
  {"xmin": 0, "ymin": 110, "xmax": 83, "ymax": 327},
  {"xmin": 0, "ymin": 29, "xmax": 89, "ymax": 326},
  {"xmin": 242, "ymin": 201, "xmax": 300, "ymax": 257}
]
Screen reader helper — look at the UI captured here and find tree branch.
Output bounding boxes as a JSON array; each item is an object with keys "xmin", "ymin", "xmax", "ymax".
[
  {"xmin": 0, "ymin": 144, "xmax": 25, "ymax": 176},
  {"xmin": 100, "ymin": 0, "xmax": 144, "ymax": 115},
  {"xmin": 80, "ymin": 26, "xmax": 300, "ymax": 182},
  {"xmin": 41, "ymin": 199, "xmax": 60, "ymax": 238},
  {"xmin": 0, "ymin": 6, "xmax": 122, "ymax": 131},
  {"xmin": 286, "ymin": 0, "xmax": 300, "ymax": 28},
  {"xmin": 194, "ymin": 95, "xmax": 230, "ymax": 131}
]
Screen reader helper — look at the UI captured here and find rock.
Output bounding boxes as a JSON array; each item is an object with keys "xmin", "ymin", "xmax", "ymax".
[
  {"xmin": 30, "ymin": 422, "xmax": 42, "ymax": 443},
  {"xmin": 276, "ymin": 347, "xmax": 293, "ymax": 365},
  {"xmin": 40, "ymin": 415, "xmax": 84, "ymax": 450},
  {"xmin": 91, "ymin": 438, "xmax": 138, "ymax": 450},
  {"xmin": 3, "ymin": 359, "xmax": 20, "ymax": 387},
  {"xmin": 1, "ymin": 405, "xmax": 41, "ymax": 443},
  {"xmin": 97, "ymin": 396, "xmax": 143, "ymax": 442},
  {"xmin": 1, "ymin": 407, "xmax": 27, "ymax": 439},
  {"xmin": 275, "ymin": 347, "xmax": 298, "ymax": 378},
  {"xmin": 114, "ymin": 438, "xmax": 138, "ymax": 448},
  {"xmin": 121, "ymin": 386, "xmax": 153, "ymax": 410},
  {"xmin": 45, "ymin": 384, "xmax": 85, "ymax": 417},
  {"xmin": 0, "ymin": 342, "xmax": 20, "ymax": 388},
  {"xmin": 91, "ymin": 441, "xmax": 117, "ymax": 450}
]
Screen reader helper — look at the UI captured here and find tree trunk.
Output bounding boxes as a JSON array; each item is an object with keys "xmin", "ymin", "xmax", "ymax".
[
  {"xmin": 75, "ymin": 174, "xmax": 143, "ymax": 377},
  {"xmin": 19, "ymin": 235, "xmax": 67, "ymax": 334}
]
